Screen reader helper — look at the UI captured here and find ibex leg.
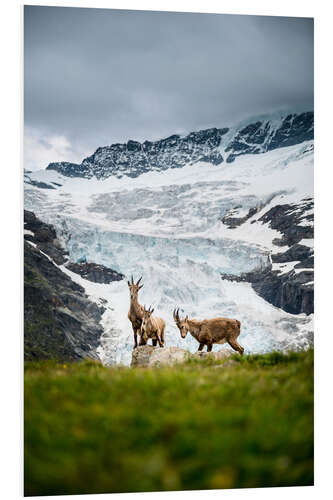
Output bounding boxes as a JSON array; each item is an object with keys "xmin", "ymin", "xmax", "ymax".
[
  {"xmin": 157, "ymin": 333, "xmax": 164, "ymax": 348},
  {"xmin": 160, "ymin": 327, "xmax": 165, "ymax": 347},
  {"xmin": 228, "ymin": 339, "xmax": 244, "ymax": 355},
  {"xmin": 152, "ymin": 339, "xmax": 157, "ymax": 347},
  {"xmin": 133, "ymin": 328, "xmax": 138, "ymax": 349},
  {"xmin": 139, "ymin": 331, "xmax": 146, "ymax": 346},
  {"xmin": 207, "ymin": 343, "xmax": 213, "ymax": 352},
  {"xmin": 198, "ymin": 343, "xmax": 205, "ymax": 352}
]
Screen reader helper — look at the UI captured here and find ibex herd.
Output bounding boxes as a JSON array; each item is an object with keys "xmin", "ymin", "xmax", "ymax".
[{"xmin": 127, "ymin": 276, "xmax": 244, "ymax": 355}]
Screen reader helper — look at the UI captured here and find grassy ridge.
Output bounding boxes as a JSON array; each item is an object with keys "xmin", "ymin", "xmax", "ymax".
[{"xmin": 24, "ymin": 350, "xmax": 314, "ymax": 496}]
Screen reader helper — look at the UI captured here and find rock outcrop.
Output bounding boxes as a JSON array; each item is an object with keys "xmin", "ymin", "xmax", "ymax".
[
  {"xmin": 24, "ymin": 239, "xmax": 105, "ymax": 361},
  {"xmin": 131, "ymin": 346, "xmax": 189, "ymax": 367},
  {"xmin": 259, "ymin": 198, "xmax": 314, "ymax": 247},
  {"xmin": 65, "ymin": 261, "xmax": 124, "ymax": 284},
  {"xmin": 221, "ymin": 196, "xmax": 314, "ymax": 315},
  {"xmin": 131, "ymin": 345, "xmax": 235, "ymax": 367},
  {"xmin": 221, "ymin": 205, "xmax": 263, "ymax": 229},
  {"xmin": 222, "ymin": 265, "xmax": 313, "ymax": 316},
  {"xmin": 225, "ymin": 112, "xmax": 313, "ymax": 163},
  {"xmin": 24, "ymin": 210, "xmax": 68, "ymax": 265},
  {"xmin": 251, "ymin": 269, "xmax": 313, "ymax": 316}
]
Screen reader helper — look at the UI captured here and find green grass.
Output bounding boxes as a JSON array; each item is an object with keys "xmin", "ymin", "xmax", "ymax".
[{"xmin": 24, "ymin": 350, "xmax": 314, "ymax": 496}]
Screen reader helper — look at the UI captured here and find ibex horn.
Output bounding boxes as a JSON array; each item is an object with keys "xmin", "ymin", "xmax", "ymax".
[{"xmin": 136, "ymin": 277, "xmax": 142, "ymax": 285}]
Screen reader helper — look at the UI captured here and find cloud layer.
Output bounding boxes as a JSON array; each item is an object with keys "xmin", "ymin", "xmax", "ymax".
[
  {"xmin": 24, "ymin": 128, "xmax": 89, "ymax": 172},
  {"xmin": 24, "ymin": 6, "xmax": 313, "ymax": 170}
]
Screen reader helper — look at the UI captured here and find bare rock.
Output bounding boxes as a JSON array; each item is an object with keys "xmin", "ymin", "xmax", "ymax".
[
  {"xmin": 131, "ymin": 346, "xmax": 190, "ymax": 367},
  {"xmin": 131, "ymin": 346, "xmax": 235, "ymax": 367},
  {"xmin": 65, "ymin": 261, "xmax": 124, "ymax": 284},
  {"xmin": 24, "ymin": 210, "xmax": 68, "ymax": 265},
  {"xmin": 221, "ymin": 205, "xmax": 262, "ymax": 229},
  {"xmin": 24, "ymin": 239, "xmax": 105, "ymax": 362},
  {"xmin": 46, "ymin": 128, "xmax": 228, "ymax": 180}
]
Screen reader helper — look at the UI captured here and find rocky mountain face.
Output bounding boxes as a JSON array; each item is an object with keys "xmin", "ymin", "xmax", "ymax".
[
  {"xmin": 260, "ymin": 198, "xmax": 314, "ymax": 247},
  {"xmin": 225, "ymin": 112, "xmax": 313, "ymax": 163},
  {"xmin": 65, "ymin": 261, "xmax": 124, "ymax": 284},
  {"xmin": 221, "ymin": 198, "xmax": 314, "ymax": 315},
  {"xmin": 24, "ymin": 239, "xmax": 104, "ymax": 361},
  {"xmin": 24, "ymin": 210, "xmax": 68, "ymax": 264},
  {"xmin": 47, "ymin": 128, "xmax": 228, "ymax": 180},
  {"xmin": 46, "ymin": 111, "xmax": 313, "ymax": 179},
  {"xmin": 24, "ymin": 211, "xmax": 124, "ymax": 361}
]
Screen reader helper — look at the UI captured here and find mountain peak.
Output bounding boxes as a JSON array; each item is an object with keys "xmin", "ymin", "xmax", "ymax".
[{"xmin": 46, "ymin": 111, "xmax": 313, "ymax": 180}]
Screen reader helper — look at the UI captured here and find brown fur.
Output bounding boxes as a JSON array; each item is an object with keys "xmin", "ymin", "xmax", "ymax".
[
  {"xmin": 140, "ymin": 306, "xmax": 165, "ymax": 348},
  {"xmin": 127, "ymin": 276, "xmax": 144, "ymax": 348},
  {"xmin": 173, "ymin": 308, "xmax": 244, "ymax": 354}
]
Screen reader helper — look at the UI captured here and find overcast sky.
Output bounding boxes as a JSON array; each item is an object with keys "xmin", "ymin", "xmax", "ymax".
[{"xmin": 24, "ymin": 6, "xmax": 313, "ymax": 171}]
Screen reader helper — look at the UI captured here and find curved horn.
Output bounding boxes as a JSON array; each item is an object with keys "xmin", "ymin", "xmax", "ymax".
[
  {"xmin": 131, "ymin": 275, "xmax": 134, "ymax": 285},
  {"xmin": 136, "ymin": 277, "xmax": 142, "ymax": 285}
]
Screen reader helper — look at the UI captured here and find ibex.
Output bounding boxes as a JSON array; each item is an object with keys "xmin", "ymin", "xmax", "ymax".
[
  {"xmin": 173, "ymin": 308, "xmax": 244, "ymax": 354},
  {"xmin": 140, "ymin": 306, "xmax": 165, "ymax": 348},
  {"xmin": 127, "ymin": 276, "xmax": 144, "ymax": 348}
]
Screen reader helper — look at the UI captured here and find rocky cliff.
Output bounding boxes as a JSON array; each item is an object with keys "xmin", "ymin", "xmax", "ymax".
[
  {"xmin": 47, "ymin": 127, "xmax": 228, "ymax": 179},
  {"xmin": 221, "ymin": 198, "xmax": 314, "ymax": 315},
  {"xmin": 45, "ymin": 112, "xmax": 313, "ymax": 179},
  {"xmin": 225, "ymin": 112, "xmax": 313, "ymax": 162},
  {"xmin": 65, "ymin": 260, "xmax": 124, "ymax": 284},
  {"xmin": 24, "ymin": 211, "xmax": 123, "ymax": 361}
]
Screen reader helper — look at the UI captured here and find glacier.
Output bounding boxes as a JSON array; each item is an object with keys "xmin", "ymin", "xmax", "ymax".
[{"xmin": 24, "ymin": 137, "xmax": 314, "ymax": 365}]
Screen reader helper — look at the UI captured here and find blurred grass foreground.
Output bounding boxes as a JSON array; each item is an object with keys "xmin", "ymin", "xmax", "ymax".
[{"xmin": 24, "ymin": 350, "xmax": 314, "ymax": 496}]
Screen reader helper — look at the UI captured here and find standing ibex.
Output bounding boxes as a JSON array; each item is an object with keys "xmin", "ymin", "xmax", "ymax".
[
  {"xmin": 128, "ymin": 276, "xmax": 144, "ymax": 348},
  {"xmin": 173, "ymin": 308, "xmax": 244, "ymax": 354},
  {"xmin": 140, "ymin": 306, "xmax": 165, "ymax": 348}
]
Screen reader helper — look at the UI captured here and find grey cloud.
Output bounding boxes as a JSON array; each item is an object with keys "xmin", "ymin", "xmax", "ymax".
[{"xmin": 24, "ymin": 6, "xmax": 313, "ymax": 166}]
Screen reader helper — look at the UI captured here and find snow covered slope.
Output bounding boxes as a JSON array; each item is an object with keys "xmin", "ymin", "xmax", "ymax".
[{"xmin": 24, "ymin": 117, "xmax": 314, "ymax": 365}]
